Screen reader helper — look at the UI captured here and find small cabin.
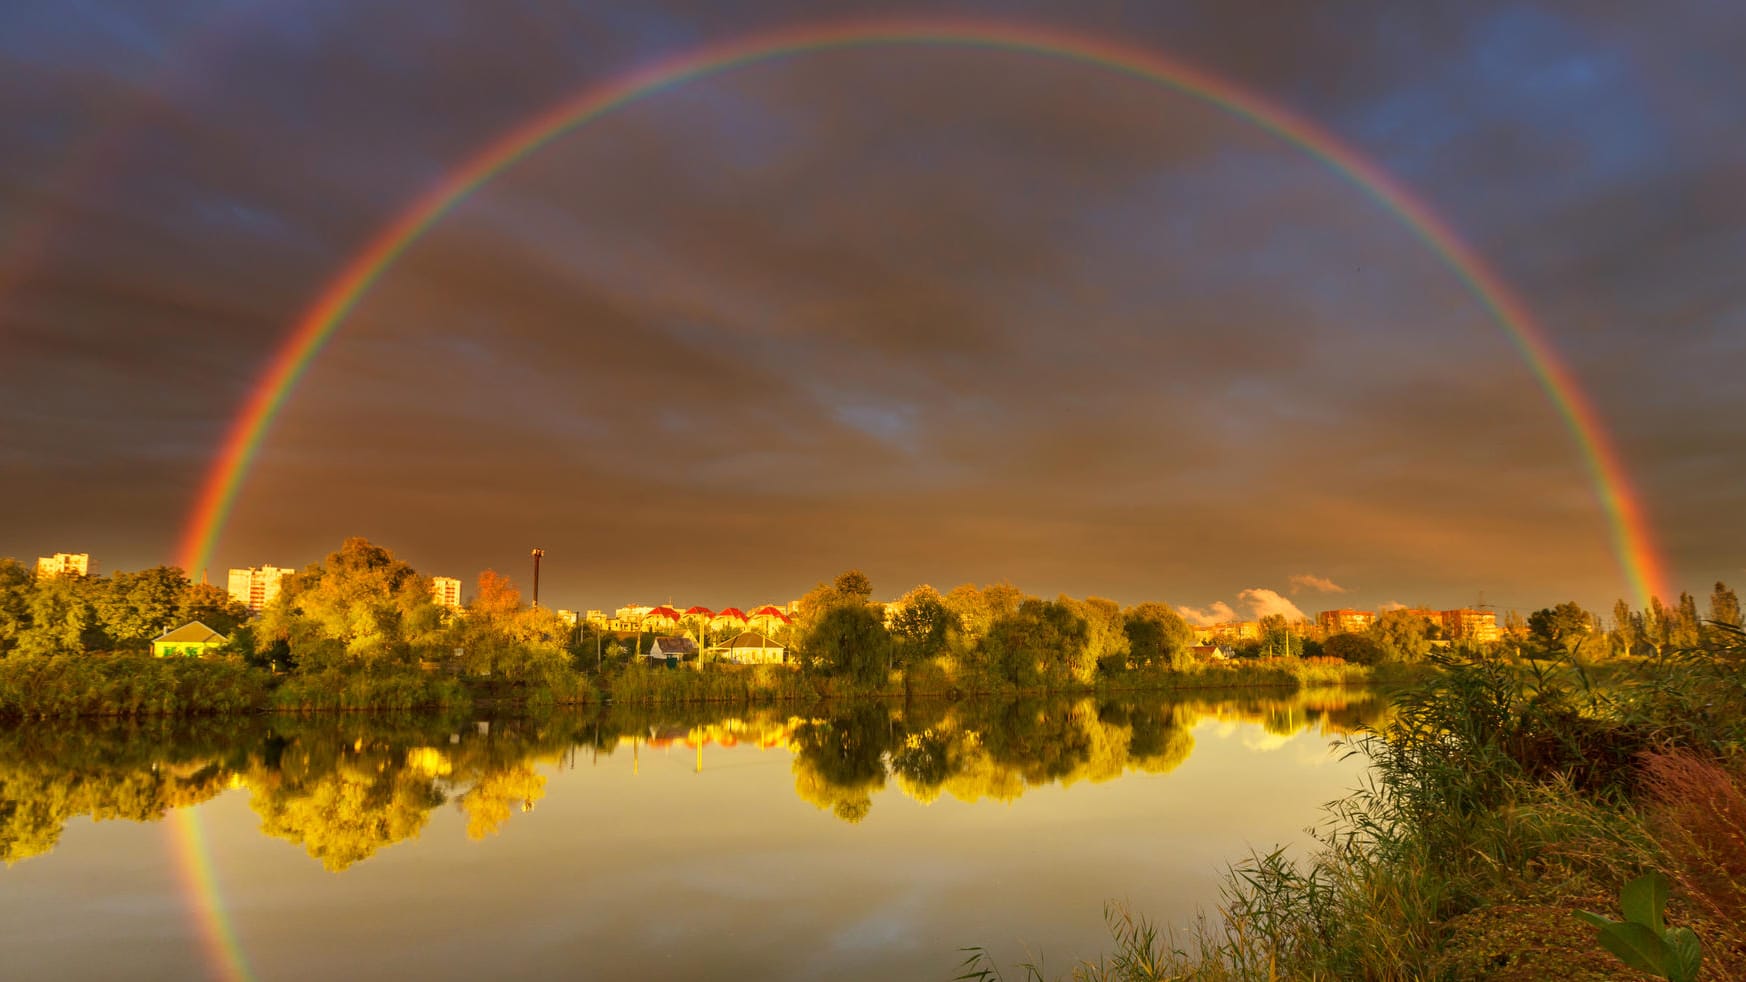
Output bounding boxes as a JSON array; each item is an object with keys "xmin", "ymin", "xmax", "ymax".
[
  {"xmin": 152, "ymin": 621, "xmax": 229, "ymax": 658},
  {"xmin": 647, "ymin": 636, "xmax": 699, "ymax": 665}
]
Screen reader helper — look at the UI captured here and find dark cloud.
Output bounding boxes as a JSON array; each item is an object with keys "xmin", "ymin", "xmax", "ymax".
[{"xmin": 2, "ymin": 0, "xmax": 1741, "ymax": 611}]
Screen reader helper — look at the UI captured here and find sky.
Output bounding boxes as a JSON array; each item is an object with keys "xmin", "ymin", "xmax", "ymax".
[{"xmin": 2, "ymin": 0, "xmax": 1742, "ymax": 615}]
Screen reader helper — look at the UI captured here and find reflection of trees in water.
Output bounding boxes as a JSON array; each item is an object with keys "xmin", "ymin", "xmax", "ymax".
[{"xmin": 0, "ymin": 688, "xmax": 1389, "ymax": 863}]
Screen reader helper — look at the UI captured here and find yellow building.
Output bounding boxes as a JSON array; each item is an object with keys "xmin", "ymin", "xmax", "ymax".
[
  {"xmin": 152, "ymin": 621, "xmax": 228, "ymax": 658},
  {"xmin": 430, "ymin": 576, "xmax": 463, "ymax": 609},
  {"xmin": 1440, "ymin": 609, "xmax": 1501, "ymax": 643},
  {"xmin": 35, "ymin": 553, "xmax": 89, "ymax": 578}
]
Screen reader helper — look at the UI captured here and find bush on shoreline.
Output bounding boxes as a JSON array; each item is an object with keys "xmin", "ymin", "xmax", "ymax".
[
  {"xmin": 0, "ymin": 653, "xmax": 268, "ymax": 720},
  {"xmin": 960, "ymin": 632, "xmax": 1746, "ymax": 980}
]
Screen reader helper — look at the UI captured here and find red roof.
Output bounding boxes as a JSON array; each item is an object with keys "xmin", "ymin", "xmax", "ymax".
[
  {"xmin": 646, "ymin": 605, "xmax": 681, "ymax": 621},
  {"xmin": 683, "ymin": 605, "xmax": 714, "ymax": 617},
  {"xmin": 751, "ymin": 605, "xmax": 792, "ymax": 624},
  {"xmin": 713, "ymin": 607, "xmax": 747, "ymax": 621}
]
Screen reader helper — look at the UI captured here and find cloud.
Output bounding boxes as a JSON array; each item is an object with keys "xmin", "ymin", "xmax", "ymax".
[
  {"xmin": 1238, "ymin": 588, "xmax": 1307, "ymax": 621},
  {"xmin": 1180, "ymin": 589, "xmax": 1307, "ymax": 624},
  {"xmin": 1177, "ymin": 601, "xmax": 1237, "ymax": 626},
  {"xmin": 1379, "ymin": 601, "xmax": 1408, "ymax": 611},
  {"xmin": 1289, "ymin": 573, "xmax": 1348, "ymax": 594}
]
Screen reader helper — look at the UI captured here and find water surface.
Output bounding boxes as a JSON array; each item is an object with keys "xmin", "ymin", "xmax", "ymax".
[{"xmin": 0, "ymin": 688, "xmax": 1383, "ymax": 980}]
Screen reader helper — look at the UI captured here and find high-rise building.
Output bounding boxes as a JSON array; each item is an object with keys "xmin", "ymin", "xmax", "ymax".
[
  {"xmin": 35, "ymin": 553, "xmax": 90, "ymax": 578},
  {"xmin": 430, "ymin": 576, "xmax": 463, "ymax": 609},
  {"xmin": 1317, "ymin": 609, "xmax": 1376, "ymax": 635},
  {"xmin": 1439, "ymin": 609, "xmax": 1501, "ymax": 643},
  {"xmin": 227, "ymin": 565, "xmax": 293, "ymax": 611}
]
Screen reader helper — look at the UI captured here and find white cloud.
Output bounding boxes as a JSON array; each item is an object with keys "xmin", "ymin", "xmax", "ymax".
[
  {"xmin": 1179, "ymin": 589, "xmax": 1308, "ymax": 624},
  {"xmin": 1177, "ymin": 601, "xmax": 1237, "ymax": 626},
  {"xmin": 1239, "ymin": 588, "xmax": 1307, "ymax": 621},
  {"xmin": 1289, "ymin": 573, "xmax": 1348, "ymax": 595},
  {"xmin": 1379, "ymin": 600, "xmax": 1407, "ymax": 611}
]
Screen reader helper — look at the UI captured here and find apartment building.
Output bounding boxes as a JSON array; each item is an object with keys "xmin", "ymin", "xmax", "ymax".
[{"xmin": 227, "ymin": 565, "xmax": 293, "ymax": 611}]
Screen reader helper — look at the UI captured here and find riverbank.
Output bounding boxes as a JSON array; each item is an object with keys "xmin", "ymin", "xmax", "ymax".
[
  {"xmin": 961, "ymin": 636, "xmax": 1746, "ymax": 981},
  {"xmin": 0, "ymin": 652, "xmax": 1393, "ymax": 719}
]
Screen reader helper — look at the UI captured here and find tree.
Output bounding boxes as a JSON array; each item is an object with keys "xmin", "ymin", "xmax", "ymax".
[
  {"xmin": 180, "ymin": 583, "xmax": 251, "ymax": 637},
  {"xmin": 1671, "ymin": 592, "xmax": 1702, "ymax": 649},
  {"xmin": 832, "ymin": 570, "xmax": 873, "ymax": 603},
  {"xmin": 1368, "ymin": 609, "xmax": 1435, "ymax": 662},
  {"xmin": 0, "ymin": 558, "xmax": 34, "ymax": 657},
  {"xmin": 791, "ymin": 569, "xmax": 877, "ymax": 643},
  {"xmin": 15, "ymin": 575, "xmax": 100, "ymax": 657},
  {"xmin": 1123, "ymin": 602, "xmax": 1193, "ymax": 670},
  {"xmin": 256, "ymin": 537, "xmax": 439, "ymax": 668},
  {"xmin": 942, "ymin": 582, "xmax": 1026, "ymax": 644},
  {"xmin": 1708, "ymin": 581, "xmax": 1741, "ymax": 629},
  {"xmin": 1609, "ymin": 599, "xmax": 1643, "ymax": 657},
  {"xmin": 800, "ymin": 604, "xmax": 891, "ymax": 686},
  {"xmin": 1058, "ymin": 596, "xmax": 1126, "ymax": 682},
  {"xmin": 1323, "ymin": 632, "xmax": 1385, "ymax": 665},
  {"xmin": 979, "ymin": 600, "xmax": 1087, "ymax": 688},
  {"xmin": 1527, "ymin": 602, "xmax": 1594, "ymax": 655},
  {"xmin": 887, "ymin": 585, "xmax": 958, "ymax": 665},
  {"xmin": 1258, "ymin": 614, "xmax": 1303, "ymax": 658}
]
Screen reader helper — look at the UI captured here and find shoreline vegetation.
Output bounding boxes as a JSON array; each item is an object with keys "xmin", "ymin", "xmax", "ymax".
[
  {"xmin": 6, "ymin": 537, "xmax": 1725, "ymax": 722},
  {"xmin": 960, "ymin": 626, "xmax": 1746, "ymax": 981},
  {"xmin": 0, "ymin": 536, "xmax": 1480, "ymax": 721},
  {"xmin": 0, "ymin": 647, "xmax": 1395, "ymax": 720}
]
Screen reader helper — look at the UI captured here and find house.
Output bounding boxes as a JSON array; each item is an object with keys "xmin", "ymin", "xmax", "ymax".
[
  {"xmin": 647, "ymin": 636, "xmax": 698, "ymax": 664},
  {"xmin": 718, "ymin": 631, "xmax": 786, "ymax": 665},
  {"xmin": 152, "ymin": 621, "xmax": 229, "ymax": 658},
  {"xmin": 1190, "ymin": 644, "xmax": 1234, "ymax": 661}
]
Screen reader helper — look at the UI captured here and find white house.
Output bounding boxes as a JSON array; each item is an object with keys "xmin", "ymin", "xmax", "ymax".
[
  {"xmin": 718, "ymin": 631, "xmax": 786, "ymax": 666},
  {"xmin": 647, "ymin": 636, "xmax": 698, "ymax": 663}
]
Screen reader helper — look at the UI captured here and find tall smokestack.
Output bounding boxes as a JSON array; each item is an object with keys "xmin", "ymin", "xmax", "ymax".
[{"xmin": 530, "ymin": 548, "xmax": 545, "ymax": 607}]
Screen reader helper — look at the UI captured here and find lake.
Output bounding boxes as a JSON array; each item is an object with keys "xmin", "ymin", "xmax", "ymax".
[{"xmin": 0, "ymin": 688, "xmax": 1385, "ymax": 980}]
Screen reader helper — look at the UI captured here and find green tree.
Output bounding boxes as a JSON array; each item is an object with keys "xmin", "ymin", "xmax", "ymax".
[
  {"xmin": 888, "ymin": 585, "xmax": 958, "ymax": 665},
  {"xmin": 979, "ymin": 600, "xmax": 1087, "ymax": 688},
  {"xmin": 1058, "ymin": 596, "xmax": 1126, "ymax": 682},
  {"xmin": 0, "ymin": 559, "xmax": 33, "ymax": 657},
  {"xmin": 1528, "ymin": 602, "xmax": 1595, "ymax": 655},
  {"xmin": 1123, "ymin": 602, "xmax": 1193, "ymax": 670},
  {"xmin": 1369, "ymin": 609, "xmax": 1435, "ymax": 663},
  {"xmin": 1323, "ymin": 632, "xmax": 1385, "ymax": 665},
  {"xmin": 15, "ymin": 575, "xmax": 100, "ymax": 656},
  {"xmin": 94, "ymin": 567, "xmax": 189, "ymax": 651},
  {"xmin": 800, "ymin": 604, "xmax": 891, "ymax": 686}
]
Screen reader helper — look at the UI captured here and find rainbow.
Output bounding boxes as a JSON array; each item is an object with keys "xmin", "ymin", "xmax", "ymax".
[
  {"xmin": 176, "ymin": 17, "xmax": 1670, "ymax": 607},
  {"xmin": 168, "ymin": 808, "xmax": 254, "ymax": 981}
]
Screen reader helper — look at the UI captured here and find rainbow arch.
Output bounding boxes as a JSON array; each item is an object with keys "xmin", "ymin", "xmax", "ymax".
[{"xmin": 177, "ymin": 17, "xmax": 1669, "ymax": 607}]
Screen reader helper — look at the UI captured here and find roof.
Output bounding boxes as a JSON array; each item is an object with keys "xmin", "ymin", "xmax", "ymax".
[
  {"xmin": 650, "ymin": 636, "xmax": 698, "ymax": 654},
  {"xmin": 155, "ymin": 621, "xmax": 229, "ymax": 645},
  {"xmin": 683, "ymin": 606, "xmax": 714, "ymax": 617},
  {"xmin": 645, "ymin": 605, "xmax": 681, "ymax": 621},
  {"xmin": 713, "ymin": 607, "xmax": 748, "ymax": 621},
  {"xmin": 726, "ymin": 631, "xmax": 782, "ymax": 649}
]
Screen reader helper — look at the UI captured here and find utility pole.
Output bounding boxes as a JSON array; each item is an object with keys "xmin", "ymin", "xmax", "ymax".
[{"xmin": 530, "ymin": 548, "xmax": 544, "ymax": 607}]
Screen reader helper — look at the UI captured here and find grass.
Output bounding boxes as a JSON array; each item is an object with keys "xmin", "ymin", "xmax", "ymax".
[{"xmin": 959, "ymin": 629, "xmax": 1746, "ymax": 981}]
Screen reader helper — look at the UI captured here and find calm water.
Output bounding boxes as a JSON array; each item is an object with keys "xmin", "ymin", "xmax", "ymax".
[{"xmin": 0, "ymin": 689, "xmax": 1385, "ymax": 981}]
